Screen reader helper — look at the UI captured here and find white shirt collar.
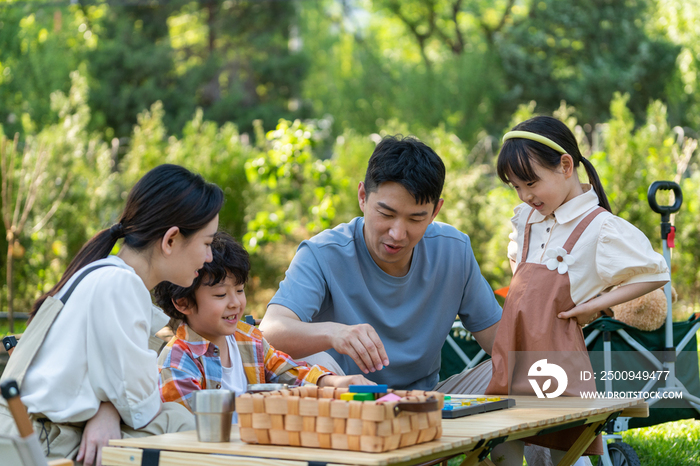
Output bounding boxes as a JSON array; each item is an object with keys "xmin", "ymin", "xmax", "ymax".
[{"xmin": 527, "ymin": 184, "xmax": 600, "ymax": 225}]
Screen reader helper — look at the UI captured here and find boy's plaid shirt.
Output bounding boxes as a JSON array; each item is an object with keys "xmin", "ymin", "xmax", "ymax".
[{"xmin": 158, "ymin": 321, "xmax": 331, "ymax": 411}]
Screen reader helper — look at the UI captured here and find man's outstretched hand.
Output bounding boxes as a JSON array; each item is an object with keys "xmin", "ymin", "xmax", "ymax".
[{"xmin": 330, "ymin": 323, "xmax": 389, "ymax": 374}]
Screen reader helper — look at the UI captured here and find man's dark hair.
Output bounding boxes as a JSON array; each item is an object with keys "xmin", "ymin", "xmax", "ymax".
[
  {"xmin": 364, "ymin": 135, "xmax": 445, "ymax": 206},
  {"xmin": 153, "ymin": 231, "xmax": 250, "ymax": 324}
]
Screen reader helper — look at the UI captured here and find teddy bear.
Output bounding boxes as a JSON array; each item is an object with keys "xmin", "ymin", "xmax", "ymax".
[{"xmin": 609, "ymin": 286, "xmax": 677, "ymax": 331}]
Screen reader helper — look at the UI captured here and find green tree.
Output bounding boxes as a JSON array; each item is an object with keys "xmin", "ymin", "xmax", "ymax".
[{"xmin": 498, "ymin": 0, "xmax": 680, "ymax": 124}]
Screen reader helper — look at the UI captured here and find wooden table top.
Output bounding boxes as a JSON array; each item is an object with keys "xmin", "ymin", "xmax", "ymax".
[{"xmin": 104, "ymin": 396, "xmax": 646, "ymax": 466}]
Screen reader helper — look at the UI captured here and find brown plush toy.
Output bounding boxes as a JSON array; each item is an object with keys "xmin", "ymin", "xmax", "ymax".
[{"xmin": 610, "ymin": 287, "xmax": 677, "ymax": 331}]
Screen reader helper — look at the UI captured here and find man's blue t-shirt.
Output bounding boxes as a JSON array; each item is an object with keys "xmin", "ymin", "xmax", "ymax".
[{"xmin": 269, "ymin": 217, "xmax": 502, "ymax": 390}]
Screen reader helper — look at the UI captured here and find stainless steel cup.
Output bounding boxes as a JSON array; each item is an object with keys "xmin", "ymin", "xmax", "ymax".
[{"xmin": 192, "ymin": 389, "xmax": 235, "ymax": 442}]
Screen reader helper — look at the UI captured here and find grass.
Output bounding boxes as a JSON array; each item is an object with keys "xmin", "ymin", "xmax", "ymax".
[
  {"xmin": 446, "ymin": 419, "xmax": 700, "ymax": 465},
  {"xmin": 620, "ymin": 419, "xmax": 700, "ymax": 465}
]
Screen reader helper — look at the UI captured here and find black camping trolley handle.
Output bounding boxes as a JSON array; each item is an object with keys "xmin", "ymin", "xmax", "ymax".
[{"xmin": 647, "ymin": 181, "xmax": 683, "ymax": 240}]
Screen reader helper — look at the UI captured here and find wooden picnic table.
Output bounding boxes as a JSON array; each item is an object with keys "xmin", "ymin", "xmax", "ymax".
[{"xmin": 101, "ymin": 396, "xmax": 648, "ymax": 466}]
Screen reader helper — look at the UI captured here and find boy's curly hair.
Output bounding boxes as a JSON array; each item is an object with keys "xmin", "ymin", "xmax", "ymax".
[{"xmin": 153, "ymin": 231, "xmax": 250, "ymax": 326}]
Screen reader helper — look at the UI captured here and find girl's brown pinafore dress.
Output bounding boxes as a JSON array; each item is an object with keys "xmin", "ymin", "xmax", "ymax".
[{"xmin": 485, "ymin": 207, "xmax": 604, "ymax": 455}]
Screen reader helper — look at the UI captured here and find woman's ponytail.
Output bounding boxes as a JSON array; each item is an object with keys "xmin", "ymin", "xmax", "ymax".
[
  {"xmin": 31, "ymin": 228, "xmax": 120, "ymax": 316},
  {"xmin": 580, "ymin": 157, "xmax": 612, "ymax": 213},
  {"xmin": 30, "ymin": 164, "xmax": 223, "ymax": 318}
]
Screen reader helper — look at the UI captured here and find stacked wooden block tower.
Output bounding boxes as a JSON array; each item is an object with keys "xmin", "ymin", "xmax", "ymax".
[{"xmin": 237, "ymin": 386, "xmax": 444, "ymax": 453}]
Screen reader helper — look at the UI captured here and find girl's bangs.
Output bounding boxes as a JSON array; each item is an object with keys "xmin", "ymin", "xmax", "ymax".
[{"xmin": 497, "ymin": 141, "xmax": 540, "ymax": 184}]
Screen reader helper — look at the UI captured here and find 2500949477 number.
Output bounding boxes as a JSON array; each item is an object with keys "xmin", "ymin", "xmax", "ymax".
[{"xmin": 580, "ymin": 370, "xmax": 670, "ymax": 381}]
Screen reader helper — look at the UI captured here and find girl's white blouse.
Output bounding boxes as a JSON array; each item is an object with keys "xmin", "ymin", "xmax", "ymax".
[
  {"xmin": 507, "ymin": 185, "xmax": 670, "ymax": 305},
  {"xmin": 21, "ymin": 255, "xmax": 169, "ymax": 429}
]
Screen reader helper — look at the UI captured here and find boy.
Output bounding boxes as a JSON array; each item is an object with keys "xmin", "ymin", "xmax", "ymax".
[{"xmin": 154, "ymin": 231, "xmax": 372, "ymax": 412}]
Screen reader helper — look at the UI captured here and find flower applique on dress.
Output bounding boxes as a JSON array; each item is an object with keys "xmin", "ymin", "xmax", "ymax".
[{"xmin": 545, "ymin": 247, "xmax": 575, "ymax": 274}]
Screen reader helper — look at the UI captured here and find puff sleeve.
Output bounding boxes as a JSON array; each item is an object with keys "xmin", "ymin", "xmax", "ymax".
[
  {"xmin": 595, "ymin": 216, "xmax": 670, "ymax": 286},
  {"xmin": 507, "ymin": 203, "xmax": 527, "ymax": 264}
]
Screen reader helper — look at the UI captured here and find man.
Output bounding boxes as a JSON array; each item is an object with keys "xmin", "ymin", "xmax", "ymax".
[{"xmin": 260, "ymin": 135, "xmax": 501, "ymax": 391}]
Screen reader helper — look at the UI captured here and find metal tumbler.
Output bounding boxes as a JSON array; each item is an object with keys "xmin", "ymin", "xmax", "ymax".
[{"xmin": 192, "ymin": 389, "xmax": 235, "ymax": 442}]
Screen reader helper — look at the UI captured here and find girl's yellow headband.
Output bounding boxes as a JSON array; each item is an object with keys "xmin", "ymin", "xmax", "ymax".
[{"xmin": 502, "ymin": 131, "xmax": 566, "ymax": 154}]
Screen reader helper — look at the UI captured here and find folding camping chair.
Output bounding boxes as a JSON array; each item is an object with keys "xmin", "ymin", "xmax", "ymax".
[
  {"xmin": 0, "ymin": 379, "xmax": 73, "ymax": 466},
  {"xmin": 583, "ymin": 181, "xmax": 700, "ymax": 466}
]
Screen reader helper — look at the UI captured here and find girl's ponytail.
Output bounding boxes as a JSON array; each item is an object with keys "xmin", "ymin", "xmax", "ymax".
[
  {"xmin": 499, "ymin": 116, "xmax": 612, "ymax": 213},
  {"xmin": 580, "ymin": 157, "xmax": 612, "ymax": 213}
]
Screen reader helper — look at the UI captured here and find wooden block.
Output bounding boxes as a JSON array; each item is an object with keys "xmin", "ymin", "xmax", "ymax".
[
  {"xmin": 399, "ymin": 430, "xmax": 419, "ymax": 448},
  {"xmin": 417, "ymin": 426, "xmax": 437, "ymax": 444},
  {"xmin": 360, "ymin": 435, "xmax": 384, "ymax": 453},
  {"xmin": 240, "ymin": 427, "xmax": 258, "ymax": 443},
  {"xmin": 330, "ymin": 400, "xmax": 350, "ymax": 418},
  {"xmin": 255, "ymin": 428, "xmax": 271, "ymax": 444},
  {"xmin": 348, "ymin": 435, "xmax": 361, "ymax": 451},
  {"xmin": 269, "ymin": 429, "xmax": 289, "ymax": 445},
  {"xmin": 334, "ymin": 387, "xmax": 349, "ymax": 398},
  {"xmin": 271, "ymin": 414, "xmax": 284, "ymax": 430},
  {"xmin": 252, "ymin": 394, "xmax": 266, "ymax": 412},
  {"xmin": 333, "ymin": 418, "xmax": 346, "ymax": 434},
  {"xmin": 321, "ymin": 386, "xmax": 336, "ymax": 399},
  {"xmin": 410, "ymin": 413, "xmax": 429, "ymax": 430},
  {"xmin": 300, "ymin": 431, "xmax": 320, "ymax": 448},
  {"xmin": 397, "ymin": 416, "xmax": 412, "ymax": 433},
  {"xmin": 299, "ymin": 398, "xmax": 319, "ymax": 416},
  {"xmin": 289, "ymin": 387, "xmax": 301, "ymax": 397},
  {"xmin": 318, "ymin": 398, "xmax": 332, "ymax": 417},
  {"xmin": 361, "ymin": 403, "xmax": 386, "ymax": 421},
  {"xmin": 376, "ymin": 419, "xmax": 392, "ymax": 437},
  {"xmin": 318, "ymin": 433, "xmax": 332, "ymax": 449},
  {"xmin": 239, "ymin": 413, "xmax": 253, "ymax": 428},
  {"xmin": 287, "ymin": 396, "xmax": 300, "ymax": 415},
  {"xmin": 346, "ymin": 418, "xmax": 363, "ymax": 435},
  {"xmin": 331, "ymin": 433, "xmax": 349, "ymax": 450},
  {"xmin": 264, "ymin": 396, "xmax": 288, "ymax": 414},
  {"xmin": 288, "ymin": 431, "xmax": 301, "ymax": 446},
  {"xmin": 279, "ymin": 389, "xmax": 290, "ymax": 397},
  {"xmin": 393, "ymin": 390, "xmax": 408, "ymax": 398},
  {"xmin": 252, "ymin": 413, "xmax": 272, "ymax": 429},
  {"xmin": 362, "ymin": 420, "xmax": 377, "ymax": 436},
  {"xmin": 435, "ymin": 425, "xmax": 442, "ymax": 439},
  {"xmin": 348, "ymin": 401, "xmax": 363, "ymax": 419},
  {"xmin": 316, "ymin": 417, "xmax": 334, "ymax": 433},
  {"xmin": 427, "ymin": 410, "xmax": 442, "ymax": 427},
  {"xmin": 384, "ymin": 434, "xmax": 400, "ymax": 451},
  {"xmin": 236, "ymin": 394, "xmax": 254, "ymax": 413},
  {"xmin": 302, "ymin": 416, "xmax": 316, "ymax": 432},
  {"xmin": 285, "ymin": 414, "xmax": 303, "ymax": 431}
]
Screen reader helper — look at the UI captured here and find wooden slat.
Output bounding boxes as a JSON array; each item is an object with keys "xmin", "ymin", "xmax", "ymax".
[
  {"xmin": 620, "ymin": 402, "xmax": 649, "ymax": 418},
  {"xmin": 102, "ymin": 447, "xmax": 337, "ymax": 466},
  {"xmin": 102, "ymin": 397, "xmax": 646, "ymax": 466}
]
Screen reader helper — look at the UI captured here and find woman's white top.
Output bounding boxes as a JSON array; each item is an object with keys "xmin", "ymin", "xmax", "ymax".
[
  {"xmin": 507, "ymin": 185, "xmax": 670, "ymax": 305},
  {"xmin": 21, "ymin": 255, "xmax": 169, "ymax": 429}
]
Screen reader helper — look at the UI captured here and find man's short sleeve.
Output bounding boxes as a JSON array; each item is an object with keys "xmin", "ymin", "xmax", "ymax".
[
  {"xmin": 457, "ymin": 238, "xmax": 502, "ymax": 333},
  {"xmin": 269, "ymin": 242, "xmax": 329, "ymax": 322}
]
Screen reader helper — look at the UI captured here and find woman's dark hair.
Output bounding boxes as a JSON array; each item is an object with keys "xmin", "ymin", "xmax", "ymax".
[
  {"xmin": 496, "ymin": 116, "xmax": 611, "ymax": 212},
  {"xmin": 32, "ymin": 164, "xmax": 224, "ymax": 315},
  {"xmin": 153, "ymin": 231, "xmax": 250, "ymax": 325},
  {"xmin": 365, "ymin": 135, "xmax": 445, "ymax": 208}
]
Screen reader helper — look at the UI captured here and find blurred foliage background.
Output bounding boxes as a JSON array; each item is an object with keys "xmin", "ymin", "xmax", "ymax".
[{"xmin": 1, "ymin": 0, "xmax": 700, "ymax": 329}]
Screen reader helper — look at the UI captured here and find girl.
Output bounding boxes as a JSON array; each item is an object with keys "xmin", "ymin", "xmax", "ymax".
[
  {"xmin": 486, "ymin": 116, "xmax": 669, "ymax": 465},
  {"xmin": 0, "ymin": 164, "xmax": 223, "ymax": 466}
]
